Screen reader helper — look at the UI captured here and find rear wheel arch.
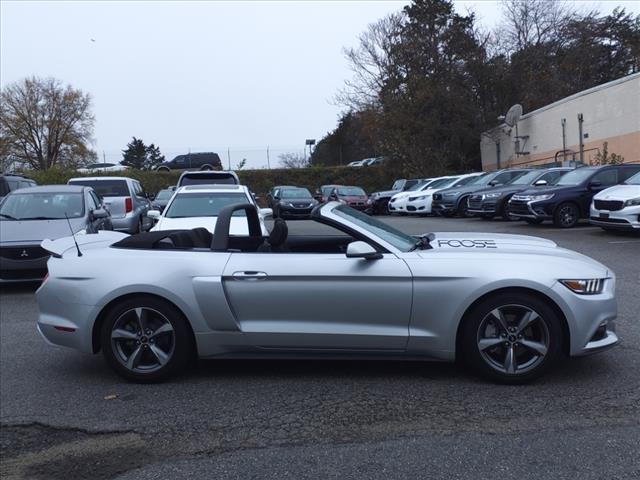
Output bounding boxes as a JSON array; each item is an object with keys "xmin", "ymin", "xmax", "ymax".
[
  {"xmin": 92, "ymin": 293, "xmax": 197, "ymax": 357},
  {"xmin": 454, "ymin": 287, "xmax": 570, "ymax": 360}
]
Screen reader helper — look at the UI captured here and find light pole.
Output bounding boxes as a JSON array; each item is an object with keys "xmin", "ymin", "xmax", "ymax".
[{"xmin": 305, "ymin": 139, "xmax": 316, "ymax": 162}]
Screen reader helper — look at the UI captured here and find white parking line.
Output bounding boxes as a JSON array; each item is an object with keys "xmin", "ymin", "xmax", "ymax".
[
  {"xmin": 607, "ymin": 240, "xmax": 640, "ymax": 244},
  {"xmin": 536, "ymin": 227, "xmax": 602, "ymax": 233}
]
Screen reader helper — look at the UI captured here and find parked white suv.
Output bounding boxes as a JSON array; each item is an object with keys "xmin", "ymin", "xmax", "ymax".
[
  {"xmin": 148, "ymin": 184, "xmax": 270, "ymax": 235},
  {"xmin": 590, "ymin": 170, "xmax": 640, "ymax": 231}
]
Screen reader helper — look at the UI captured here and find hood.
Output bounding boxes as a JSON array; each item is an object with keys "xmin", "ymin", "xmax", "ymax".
[
  {"xmin": 437, "ymin": 183, "xmax": 494, "ymax": 196},
  {"xmin": 517, "ymin": 185, "xmax": 571, "ymax": 196},
  {"xmin": 471, "ymin": 184, "xmax": 531, "ymax": 197},
  {"xmin": 594, "ymin": 184, "xmax": 640, "ymax": 201},
  {"xmin": 152, "ymin": 216, "xmax": 268, "ymax": 235},
  {"xmin": 419, "ymin": 232, "xmax": 608, "ymax": 274},
  {"xmin": 372, "ymin": 189, "xmax": 400, "ymax": 198},
  {"xmin": 0, "ymin": 218, "xmax": 86, "ymax": 245}
]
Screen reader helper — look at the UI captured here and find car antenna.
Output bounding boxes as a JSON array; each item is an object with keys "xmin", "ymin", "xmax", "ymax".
[{"xmin": 65, "ymin": 212, "xmax": 83, "ymax": 257}]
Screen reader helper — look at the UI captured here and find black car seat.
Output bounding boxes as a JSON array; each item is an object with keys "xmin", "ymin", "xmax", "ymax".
[
  {"xmin": 168, "ymin": 231, "xmax": 195, "ymax": 249},
  {"xmin": 190, "ymin": 227, "xmax": 213, "ymax": 248},
  {"xmin": 258, "ymin": 218, "xmax": 288, "ymax": 252}
]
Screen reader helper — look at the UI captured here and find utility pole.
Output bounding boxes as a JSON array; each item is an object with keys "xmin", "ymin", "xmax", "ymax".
[
  {"xmin": 227, "ymin": 148, "xmax": 231, "ymax": 170},
  {"xmin": 103, "ymin": 151, "xmax": 106, "ymax": 164},
  {"xmin": 266, "ymin": 146, "xmax": 270, "ymax": 169},
  {"xmin": 561, "ymin": 118, "xmax": 567, "ymax": 165},
  {"xmin": 577, "ymin": 113, "xmax": 584, "ymax": 165}
]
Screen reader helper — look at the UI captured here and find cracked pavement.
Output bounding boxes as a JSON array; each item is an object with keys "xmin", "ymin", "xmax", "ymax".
[{"xmin": 1, "ymin": 217, "xmax": 639, "ymax": 479}]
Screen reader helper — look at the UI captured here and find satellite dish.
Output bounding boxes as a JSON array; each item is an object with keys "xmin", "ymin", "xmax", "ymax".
[{"xmin": 504, "ymin": 104, "xmax": 523, "ymax": 127}]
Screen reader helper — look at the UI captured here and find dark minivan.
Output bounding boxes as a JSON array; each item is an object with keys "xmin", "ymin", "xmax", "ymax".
[
  {"xmin": 508, "ymin": 164, "xmax": 640, "ymax": 228},
  {"xmin": 155, "ymin": 152, "xmax": 222, "ymax": 172}
]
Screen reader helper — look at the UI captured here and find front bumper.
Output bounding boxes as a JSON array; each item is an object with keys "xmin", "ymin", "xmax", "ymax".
[
  {"xmin": 405, "ymin": 196, "xmax": 433, "ymax": 214},
  {"xmin": 467, "ymin": 196, "xmax": 499, "ymax": 216},
  {"xmin": 549, "ymin": 279, "xmax": 619, "ymax": 356},
  {"xmin": 507, "ymin": 199, "xmax": 554, "ymax": 221},
  {"xmin": 279, "ymin": 206, "xmax": 314, "ymax": 218},
  {"xmin": 431, "ymin": 195, "xmax": 460, "ymax": 215},
  {"xmin": 388, "ymin": 198, "xmax": 409, "ymax": 213},
  {"xmin": 0, "ymin": 244, "xmax": 49, "ymax": 283},
  {"xmin": 590, "ymin": 204, "xmax": 640, "ymax": 230}
]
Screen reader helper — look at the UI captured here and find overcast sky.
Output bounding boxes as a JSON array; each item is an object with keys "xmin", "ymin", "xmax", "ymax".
[{"xmin": 1, "ymin": 1, "xmax": 638, "ymax": 168}]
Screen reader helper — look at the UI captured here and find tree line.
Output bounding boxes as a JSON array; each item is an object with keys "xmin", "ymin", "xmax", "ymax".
[{"xmin": 310, "ymin": 0, "xmax": 640, "ymax": 175}]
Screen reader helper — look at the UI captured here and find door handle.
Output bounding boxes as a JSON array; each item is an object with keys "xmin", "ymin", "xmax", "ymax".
[{"xmin": 232, "ymin": 271, "xmax": 268, "ymax": 280}]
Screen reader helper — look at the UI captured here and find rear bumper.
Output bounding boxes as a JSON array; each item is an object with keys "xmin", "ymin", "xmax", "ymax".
[{"xmin": 111, "ymin": 214, "xmax": 139, "ymax": 233}]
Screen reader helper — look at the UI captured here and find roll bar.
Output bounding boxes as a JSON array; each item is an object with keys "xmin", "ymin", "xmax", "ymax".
[{"xmin": 211, "ymin": 203, "xmax": 263, "ymax": 251}]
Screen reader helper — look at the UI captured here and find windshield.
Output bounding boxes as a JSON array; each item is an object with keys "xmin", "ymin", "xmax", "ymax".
[
  {"xmin": 0, "ymin": 192, "xmax": 84, "ymax": 220},
  {"xmin": 464, "ymin": 174, "xmax": 487, "ymax": 186},
  {"xmin": 625, "ymin": 171, "xmax": 640, "ymax": 185},
  {"xmin": 165, "ymin": 192, "xmax": 249, "ymax": 218},
  {"xmin": 337, "ymin": 187, "xmax": 366, "ymax": 196},
  {"xmin": 452, "ymin": 176, "xmax": 478, "ymax": 187},
  {"xmin": 407, "ymin": 181, "xmax": 428, "ymax": 191},
  {"xmin": 69, "ymin": 179, "xmax": 128, "ymax": 197},
  {"xmin": 424, "ymin": 178, "xmax": 453, "ymax": 189},
  {"xmin": 332, "ymin": 204, "xmax": 417, "ymax": 252},
  {"xmin": 507, "ymin": 170, "xmax": 539, "ymax": 185},
  {"xmin": 281, "ymin": 188, "xmax": 312, "ymax": 199},
  {"xmin": 472, "ymin": 171, "xmax": 502, "ymax": 186},
  {"xmin": 555, "ymin": 168, "xmax": 597, "ymax": 186},
  {"xmin": 155, "ymin": 189, "xmax": 173, "ymax": 200},
  {"xmin": 321, "ymin": 186, "xmax": 336, "ymax": 196}
]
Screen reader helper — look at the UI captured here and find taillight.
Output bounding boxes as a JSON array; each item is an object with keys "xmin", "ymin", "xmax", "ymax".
[{"xmin": 125, "ymin": 197, "xmax": 133, "ymax": 213}]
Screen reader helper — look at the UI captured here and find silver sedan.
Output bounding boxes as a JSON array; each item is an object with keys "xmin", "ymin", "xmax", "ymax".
[{"xmin": 37, "ymin": 202, "xmax": 618, "ymax": 383}]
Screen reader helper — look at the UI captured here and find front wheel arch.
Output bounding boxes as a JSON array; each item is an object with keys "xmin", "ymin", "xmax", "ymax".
[
  {"xmin": 454, "ymin": 287, "xmax": 570, "ymax": 361},
  {"xmin": 92, "ymin": 293, "xmax": 197, "ymax": 358}
]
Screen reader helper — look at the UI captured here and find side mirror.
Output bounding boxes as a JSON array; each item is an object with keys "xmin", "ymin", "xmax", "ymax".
[
  {"xmin": 534, "ymin": 179, "xmax": 547, "ymax": 186},
  {"xmin": 147, "ymin": 210, "xmax": 161, "ymax": 220},
  {"xmin": 91, "ymin": 208, "xmax": 109, "ymax": 220},
  {"xmin": 345, "ymin": 241, "xmax": 382, "ymax": 260},
  {"xmin": 259, "ymin": 208, "xmax": 273, "ymax": 220},
  {"xmin": 589, "ymin": 180, "xmax": 602, "ymax": 189},
  {"xmin": 488, "ymin": 180, "xmax": 499, "ymax": 186}
]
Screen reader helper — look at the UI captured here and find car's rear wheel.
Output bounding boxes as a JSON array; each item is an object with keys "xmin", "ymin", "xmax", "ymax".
[
  {"xmin": 101, "ymin": 296, "xmax": 193, "ymax": 383},
  {"xmin": 554, "ymin": 202, "xmax": 579, "ymax": 228},
  {"xmin": 200, "ymin": 164, "xmax": 213, "ymax": 171},
  {"xmin": 156, "ymin": 166, "xmax": 170, "ymax": 173},
  {"xmin": 459, "ymin": 292, "xmax": 563, "ymax": 383}
]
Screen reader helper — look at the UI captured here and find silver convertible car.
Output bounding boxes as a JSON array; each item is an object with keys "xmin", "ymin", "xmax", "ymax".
[{"xmin": 36, "ymin": 202, "xmax": 618, "ymax": 383}]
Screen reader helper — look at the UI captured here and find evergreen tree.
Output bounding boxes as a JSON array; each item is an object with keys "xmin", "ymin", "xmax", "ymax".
[
  {"xmin": 121, "ymin": 137, "xmax": 148, "ymax": 169},
  {"xmin": 145, "ymin": 143, "xmax": 165, "ymax": 170}
]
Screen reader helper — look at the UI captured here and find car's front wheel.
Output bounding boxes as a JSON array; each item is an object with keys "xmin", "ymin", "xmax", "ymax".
[
  {"xmin": 100, "ymin": 296, "xmax": 193, "ymax": 383},
  {"xmin": 459, "ymin": 292, "xmax": 563, "ymax": 383},
  {"xmin": 554, "ymin": 202, "xmax": 580, "ymax": 228}
]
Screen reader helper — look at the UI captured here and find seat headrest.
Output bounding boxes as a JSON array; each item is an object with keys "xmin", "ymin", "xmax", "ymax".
[{"xmin": 269, "ymin": 218, "xmax": 288, "ymax": 247}]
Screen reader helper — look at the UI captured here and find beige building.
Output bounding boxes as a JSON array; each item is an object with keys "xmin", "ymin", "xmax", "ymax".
[{"xmin": 480, "ymin": 73, "xmax": 640, "ymax": 171}]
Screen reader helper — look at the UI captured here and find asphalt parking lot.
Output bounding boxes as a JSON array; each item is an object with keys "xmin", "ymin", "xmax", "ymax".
[{"xmin": 1, "ymin": 216, "xmax": 639, "ymax": 480}]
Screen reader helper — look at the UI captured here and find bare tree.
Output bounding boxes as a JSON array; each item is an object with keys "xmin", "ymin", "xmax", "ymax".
[
  {"xmin": 278, "ymin": 152, "xmax": 309, "ymax": 169},
  {"xmin": 0, "ymin": 76, "xmax": 95, "ymax": 170},
  {"xmin": 496, "ymin": 0, "xmax": 575, "ymax": 53},
  {"xmin": 336, "ymin": 12, "xmax": 404, "ymax": 110}
]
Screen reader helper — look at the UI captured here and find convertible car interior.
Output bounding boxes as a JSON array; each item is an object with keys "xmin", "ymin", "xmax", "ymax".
[{"xmin": 112, "ymin": 203, "xmax": 358, "ymax": 254}]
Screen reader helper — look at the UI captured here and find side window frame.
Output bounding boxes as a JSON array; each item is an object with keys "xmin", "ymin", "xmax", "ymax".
[{"xmin": 591, "ymin": 169, "xmax": 618, "ymax": 186}]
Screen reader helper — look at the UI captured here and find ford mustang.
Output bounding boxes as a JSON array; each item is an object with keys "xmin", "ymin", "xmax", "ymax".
[{"xmin": 36, "ymin": 202, "xmax": 618, "ymax": 383}]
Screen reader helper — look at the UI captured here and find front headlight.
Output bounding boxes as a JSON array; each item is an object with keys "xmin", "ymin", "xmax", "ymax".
[
  {"xmin": 560, "ymin": 279, "xmax": 606, "ymax": 295},
  {"xmin": 529, "ymin": 194, "xmax": 554, "ymax": 202},
  {"xmin": 409, "ymin": 194, "xmax": 431, "ymax": 201},
  {"xmin": 284, "ymin": 202, "xmax": 295, "ymax": 207},
  {"xmin": 482, "ymin": 193, "xmax": 502, "ymax": 199},
  {"xmin": 623, "ymin": 197, "xmax": 640, "ymax": 207}
]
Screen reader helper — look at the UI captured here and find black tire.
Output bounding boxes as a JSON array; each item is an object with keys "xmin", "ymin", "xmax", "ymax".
[
  {"xmin": 440, "ymin": 211, "xmax": 454, "ymax": 218},
  {"xmin": 375, "ymin": 200, "xmax": 389, "ymax": 215},
  {"xmin": 459, "ymin": 291, "xmax": 563, "ymax": 384},
  {"xmin": 525, "ymin": 218, "xmax": 544, "ymax": 225},
  {"xmin": 100, "ymin": 296, "xmax": 193, "ymax": 383},
  {"xmin": 553, "ymin": 202, "xmax": 580, "ymax": 228},
  {"xmin": 456, "ymin": 197, "xmax": 471, "ymax": 217},
  {"xmin": 499, "ymin": 199, "xmax": 513, "ymax": 221},
  {"xmin": 156, "ymin": 167, "xmax": 170, "ymax": 173},
  {"xmin": 200, "ymin": 164, "xmax": 213, "ymax": 171}
]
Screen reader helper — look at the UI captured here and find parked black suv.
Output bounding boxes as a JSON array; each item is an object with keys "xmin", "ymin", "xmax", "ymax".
[
  {"xmin": 0, "ymin": 174, "xmax": 37, "ymax": 201},
  {"xmin": 155, "ymin": 152, "xmax": 222, "ymax": 172},
  {"xmin": 467, "ymin": 168, "xmax": 572, "ymax": 220},
  {"xmin": 508, "ymin": 164, "xmax": 640, "ymax": 228}
]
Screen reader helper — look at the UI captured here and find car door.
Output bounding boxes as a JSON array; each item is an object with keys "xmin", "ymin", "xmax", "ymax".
[
  {"xmin": 88, "ymin": 190, "xmax": 107, "ymax": 230},
  {"xmin": 221, "ymin": 250, "xmax": 413, "ymax": 350},
  {"xmin": 132, "ymin": 181, "xmax": 151, "ymax": 228}
]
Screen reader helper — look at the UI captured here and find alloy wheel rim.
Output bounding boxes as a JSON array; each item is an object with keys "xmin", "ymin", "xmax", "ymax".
[
  {"xmin": 111, "ymin": 307, "xmax": 175, "ymax": 373},
  {"xmin": 560, "ymin": 206, "xmax": 576, "ymax": 226},
  {"xmin": 476, "ymin": 304, "xmax": 549, "ymax": 375}
]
